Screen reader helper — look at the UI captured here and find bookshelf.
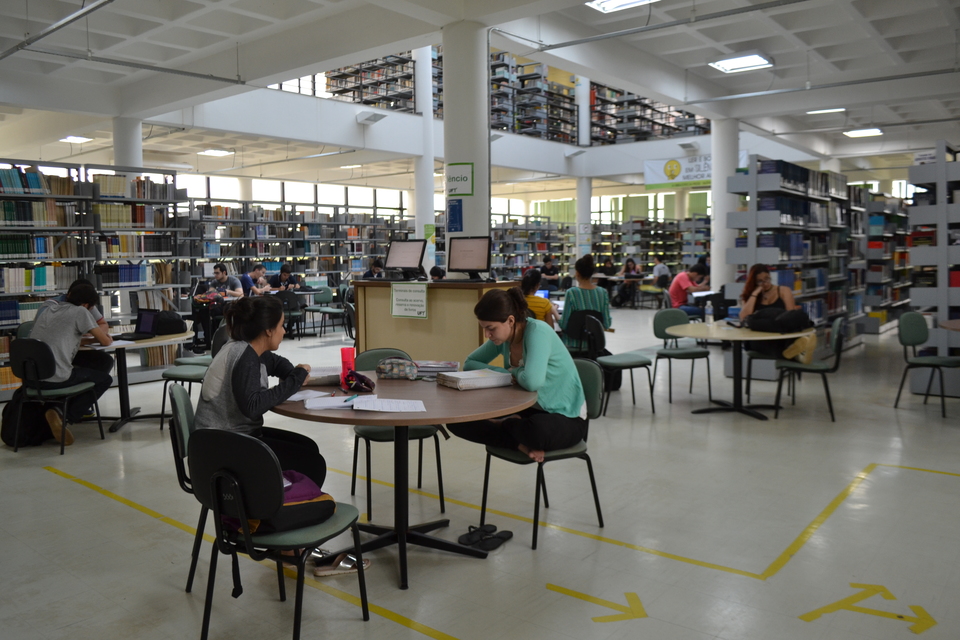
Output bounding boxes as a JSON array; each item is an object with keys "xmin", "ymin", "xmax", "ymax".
[
  {"xmin": 860, "ymin": 195, "xmax": 910, "ymax": 334},
  {"xmin": 589, "ymin": 82, "xmax": 710, "ymax": 145},
  {"xmin": 490, "ymin": 215, "xmax": 563, "ymax": 280},
  {"xmin": 907, "ymin": 139, "xmax": 960, "ymax": 396},
  {"xmin": 681, "ymin": 216, "xmax": 710, "ymax": 266},
  {"xmin": 326, "ymin": 53, "xmax": 416, "ymax": 113}
]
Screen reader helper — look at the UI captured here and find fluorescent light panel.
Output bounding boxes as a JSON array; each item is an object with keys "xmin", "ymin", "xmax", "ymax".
[
  {"xmin": 806, "ymin": 108, "xmax": 846, "ymax": 114},
  {"xmin": 843, "ymin": 128, "xmax": 883, "ymax": 138},
  {"xmin": 340, "ymin": 164, "xmax": 361, "ymax": 169},
  {"xmin": 198, "ymin": 149, "xmax": 233, "ymax": 157},
  {"xmin": 709, "ymin": 52, "xmax": 773, "ymax": 74},
  {"xmin": 586, "ymin": 0, "xmax": 661, "ymax": 12},
  {"xmin": 60, "ymin": 136, "xmax": 92, "ymax": 144}
]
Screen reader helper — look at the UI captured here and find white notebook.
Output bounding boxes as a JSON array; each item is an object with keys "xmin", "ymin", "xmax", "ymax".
[{"xmin": 436, "ymin": 369, "xmax": 513, "ymax": 391}]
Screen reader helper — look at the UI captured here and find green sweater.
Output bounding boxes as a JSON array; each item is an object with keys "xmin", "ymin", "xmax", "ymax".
[
  {"xmin": 559, "ymin": 285, "xmax": 612, "ymax": 348},
  {"xmin": 465, "ymin": 319, "xmax": 585, "ymax": 419}
]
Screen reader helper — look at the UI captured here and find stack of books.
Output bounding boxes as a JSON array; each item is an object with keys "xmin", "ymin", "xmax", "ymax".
[
  {"xmin": 437, "ymin": 369, "xmax": 512, "ymax": 390},
  {"xmin": 415, "ymin": 361, "xmax": 459, "ymax": 374}
]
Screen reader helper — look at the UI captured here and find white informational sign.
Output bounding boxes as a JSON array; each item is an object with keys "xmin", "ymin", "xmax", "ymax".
[
  {"xmin": 391, "ymin": 283, "xmax": 428, "ymax": 319},
  {"xmin": 445, "ymin": 163, "xmax": 474, "ymax": 196},
  {"xmin": 644, "ymin": 151, "xmax": 750, "ymax": 190},
  {"xmin": 913, "ymin": 150, "xmax": 937, "ymax": 165}
]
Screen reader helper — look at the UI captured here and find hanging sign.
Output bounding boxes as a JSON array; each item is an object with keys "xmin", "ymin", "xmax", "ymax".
[
  {"xmin": 445, "ymin": 162, "xmax": 474, "ymax": 196},
  {"xmin": 391, "ymin": 283, "xmax": 428, "ymax": 319},
  {"xmin": 447, "ymin": 198, "xmax": 463, "ymax": 233},
  {"xmin": 644, "ymin": 151, "xmax": 750, "ymax": 190}
]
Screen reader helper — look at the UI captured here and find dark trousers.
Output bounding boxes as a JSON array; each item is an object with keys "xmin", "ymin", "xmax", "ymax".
[
  {"xmin": 34, "ymin": 367, "xmax": 113, "ymax": 423},
  {"xmin": 260, "ymin": 428, "xmax": 327, "ymax": 489},
  {"xmin": 73, "ymin": 350, "xmax": 114, "ymax": 374},
  {"xmin": 193, "ymin": 305, "xmax": 223, "ymax": 349},
  {"xmin": 449, "ymin": 407, "xmax": 586, "ymax": 452}
]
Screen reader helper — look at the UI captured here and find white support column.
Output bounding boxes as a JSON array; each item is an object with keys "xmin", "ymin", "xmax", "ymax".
[
  {"xmin": 576, "ymin": 177, "xmax": 592, "ymax": 261},
  {"xmin": 442, "ymin": 21, "xmax": 490, "ymax": 254},
  {"xmin": 112, "ymin": 117, "xmax": 142, "ymax": 168},
  {"xmin": 674, "ymin": 187, "xmax": 689, "ymax": 221},
  {"xmin": 711, "ymin": 118, "xmax": 739, "ymax": 292},
  {"xmin": 575, "ymin": 75, "xmax": 591, "ymax": 148},
  {"xmin": 238, "ymin": 177, "xmax": 253, "ymax": 202},
  {"xmin": 413, "ymin": 45, "xmax": 437, "ymax": 268},
  {"xmin": 820, "ymin": 158, "xmax": 841, "ymax": 173}
]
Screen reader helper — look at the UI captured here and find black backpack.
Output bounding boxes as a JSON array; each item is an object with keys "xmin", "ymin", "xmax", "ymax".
[
  {"xmin": 1, "ymin": 387, "xmax": 52, "ymax": 447},
  {"xmin": 746, "ymin": 308, "xmax": 812, "ymax": 333},
  {"xmin": 155, "ymin": 310, "xmax": 187, "ymax": 335}
]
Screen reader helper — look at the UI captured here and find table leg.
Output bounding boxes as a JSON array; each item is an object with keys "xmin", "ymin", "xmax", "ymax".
[
  {"xmin": 395, "ymin": 425, "xmax": 409, "ymax": 589},
  {"xmin": 108, "ymin": 348, "xmax": 142, "ymax": 432},
  {"xmin": 690, "ymin": 343, "xmax": 770, "ymax": 420}
]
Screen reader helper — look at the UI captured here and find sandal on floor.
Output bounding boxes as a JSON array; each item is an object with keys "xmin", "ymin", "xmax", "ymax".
[
  {"xmin": 477, "ymin": 530, "xmax": 513, "ymax": 551},
  {"xmin": 313, "ymin": 553, "xmax": 371, "ymax": 577},
  {"xmin": 458, "ymin": 524, "xmax": 497, "ymax": 546}
]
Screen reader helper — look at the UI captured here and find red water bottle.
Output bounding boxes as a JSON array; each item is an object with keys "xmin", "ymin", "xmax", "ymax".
[{"xmin": 340, "ymin": 347, "xmax": 355, "ymax": 389}]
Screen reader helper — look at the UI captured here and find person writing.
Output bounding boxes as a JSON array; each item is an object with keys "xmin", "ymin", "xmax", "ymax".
[
  {"xmin": 739, "ymin": 263, "xmax": 815, "ymax": 361},
  {"xmin": 269, "ymin": 263, "xmax": 301, "ymax": 290},
  {"xmin": 521, "ymin": 269, "xmax": 561, "ymax": 328},
  {"xmin": 362, "ymin": 259, "xmax": 384, "ymax": 279},
  {"xmin": 34, "ymin": 278, "xmax": 114, "ymax": 376},
  {"xmin": 239, "ymin": 263, "xmax": 268, "ymax": 296},
  {"xmin": 28, "ymin": 283, "xmax": 113, "ymax": 446},
  {"xmin": 448, "ymin": 288, "xmax": 587, "ymax": 463},
  {"xmin": 559, "ymin": 254, "xmax": 611, "ymax": 349},
  {"xmin": 668, "ymin": 263, "xmax": 710, "ymax": 318}
]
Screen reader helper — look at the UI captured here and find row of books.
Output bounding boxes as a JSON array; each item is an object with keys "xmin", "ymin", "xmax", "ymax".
[
  {"xmin": 0, "ymin": 236, "xmax": 62, "ymax": 260},
  {"xmin": 93, "ymin": 175, "xmax": 183, "ymax": 200},
  {"xmin": 95, "ymin": 264, "xmax": 155, "ymax": 288},
  {"xmin": 97, "ymin": 235, "xmax": 174, "ymax": 259},
  {"xmin": 93, "ymin": 203, "xmax": 167, "ymax": 228},
  {"xmin": 758, "ymin": 196, "xmax": 829, "ymax": 227},
  {"xmin": 0, "ymin": 335, "xmax": 8, "ymax": 361},
  {"xmin": 0, "ymin": 266, "xmax": 80, "ymax": 293},
  {"xmin": 0, "ymin": 300, "xmax": 45, "ymax": 326},
  {"xmin": 0, "ymin": 166, "xmax": 49, "ymax": 194},
  {"xmin": 0, "ymin": 200, "xmax": 82, "ymax": 227},
  {"xmin": 0, "ymin": 366, "xmax": 21, "ymax": 390},
  {"xmin": 826, "ymin": 290, "xmax": 847, "ymax": 316}
]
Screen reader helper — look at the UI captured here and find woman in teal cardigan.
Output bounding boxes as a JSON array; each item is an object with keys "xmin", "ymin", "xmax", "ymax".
[{"xmin": 448, "ymin": 287, "xmax": 587, "ymax": 463}]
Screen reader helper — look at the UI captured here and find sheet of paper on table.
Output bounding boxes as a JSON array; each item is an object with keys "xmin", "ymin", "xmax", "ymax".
[
  {"xmin": 305, "ymin": 395, "xmax": 377, "ymax": 410},
  {"xmin": 287, "ymin": 389, "xmax": 331, "ymax": 402},
  {"xmin": 352, "ymin": 397, "xmax": 426, "ymax": 412},
  {"xmin": 92, "ymin": 340, "xmax": 135, "ymax": 349}
]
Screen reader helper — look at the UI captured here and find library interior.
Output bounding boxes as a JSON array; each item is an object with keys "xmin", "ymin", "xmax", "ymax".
[{"xmin": 2, "ymin": 1, "xmax": 960, "ymax": 639}]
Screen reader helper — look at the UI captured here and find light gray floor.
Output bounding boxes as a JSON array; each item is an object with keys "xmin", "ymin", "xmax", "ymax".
[{"xmin": 3, "ymin": 308, "xmax": 960, "ymax": 640}]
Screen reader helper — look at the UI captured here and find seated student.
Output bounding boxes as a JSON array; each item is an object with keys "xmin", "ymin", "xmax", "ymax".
[
  {"xmin": 652, "ymin": 255, "xmax": 671, "ymax": 288},
  {"xmin": 559, "ymin": 254, "xmax": 612, "ymax": 349},
  {"xmin": 269, "ymin": 263, "xmax": 301, "ymax": 290},
  {"xmin": 429, "ymin": 266, "xmax": 445, "ymax": 281},
  {"xmin": 520, "ymin": 269, "xmax": 561, "ymax": 328},
  {"xmin": 448, "ymin": 288, "xmax": 587, "ymax": 463},
  {"xmin": 600, "ymin": 257, "xmax": 618, "ymax": 277},
  {"xmin": 363, "ymin": 259, "xmax": 384, "ymax": 279},
  {"xmin": 28, "ymin": 283, "xmax": 113, "ymax": 446},
  {"xmin": 239, "ymin": 263, "xmax": 268, "ymax": 296},
  {"xmin": 616, "ymin": 257, "xmax": 641, "ymax": 306},
  {"xmin": 739, "ymin": 263, "xmax": 815, "ymax": 362},
  {"xmin": 194, "ymin": 263, "xmax": 243, "ymax": 351},
  {"xmin": 539, "ymin": 255, "xmax": 560, "ymax": 292},
  {"xmin": 34, "ymin": 278, "xmax": 114, "ymax": 375},
  {"xmin": 668, "ymin": 263, "xmax": 711, "ymax": 318}
]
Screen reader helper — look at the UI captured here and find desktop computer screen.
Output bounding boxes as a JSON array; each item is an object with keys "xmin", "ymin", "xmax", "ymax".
[
  {"xmin": 384, "ymin": 239, "xmax": 427, "ymax": 271},
  {"xmin": 447, "ymin": 236, "xmax": 491, "ymax": 277},
  {"xmin": 535, "ymin": 290, "xmax": 549, "ymax": 299}
]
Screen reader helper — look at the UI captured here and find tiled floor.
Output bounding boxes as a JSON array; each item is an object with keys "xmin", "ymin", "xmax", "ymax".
[{"xmin": 3, "ymin": 308, "xmax": 960, "ymax": 640}]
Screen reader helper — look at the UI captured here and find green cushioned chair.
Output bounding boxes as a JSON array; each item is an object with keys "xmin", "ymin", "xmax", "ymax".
[
  {"xmin": 894, "ymin": 311, "xmax": 960, "ymax": 418},
  {"xmin": 159, "ymin": 365, "xmax": 208, "ymax": 431},
  {"xmin": 188, "ymin": 429, "xmax": 369, "ymax": 640},
  {"xmin": 11, "ymin": 338, "xmax": 104, "ymax": 455},
  {"xmin": 652, "ymin": 308, "xmax": 712, "ymax": 404},
  {"xmin": 745, "ymin": 350, "xmax": 780, "ymax": 402},
  {"xmin": 174, "ymin": 325, "xmax": 229, "ymax": 367},
  {"xmin": 275, "ymin": 290, "xmax": 304, "ymax": 340},
  {"xmin": 584, "ymin": 315, "xmax": 655, "ymax": 416},
  {"xmin": 167, "ymin": 383, "xmax": 207, "ymax": 593},
  {"xmin": 351, "ymin": 348, "xmax": 445, "ymax": 520},
  {"xmin": 774, "ymin": 317, "xmax": 846, "ymax": 422},
  {"xmin": 479, "ymin": 359, "xmax": 604, "ymax": 549},
  {"xmin": 16, "ymin": 320, "xmax": 34, "ymax": 339},
  {"xmin": 304, "ymin": 287, "xmax": 345, "ymax": 337}
]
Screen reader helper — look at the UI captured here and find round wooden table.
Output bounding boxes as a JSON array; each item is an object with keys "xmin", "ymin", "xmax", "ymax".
[
  {"xmin": 273, "ymin": 375, "xmax": 537, "ymax": 589},
  {"xmin": 939, "ymin": 319, "xmax": 960, "ymax": 332},
  {"xmin": 665, "ymin": 323, "xmax": 814, "ymax": 420}
]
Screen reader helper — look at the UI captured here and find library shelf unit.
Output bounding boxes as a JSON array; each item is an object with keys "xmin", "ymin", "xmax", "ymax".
[
  {"xmin": 589, "ymin": 82, "xmax": 711, "ymax": 145},
  {"xmin": 907, "ymin": 139, "xmax": 960, "ymax": 396},
  {"xmin": 621, "ymin": 218, "xmax": 683, "ymax": 273},
  {"xmin": 325, "ymin": 53, "xmax": 416, "ymax": 113},
  {"xmin": 589, "ymin": 222, "xmax": 624, "ymax": 268},
  {"xmin": 844, "ymin": 185, "xmax": 869, "ymax": 344},
  {"xmin": 860, "ymin": 195, "xmax": 910, "ymax": 334},
  {"xmin": 490, "ymin": 215, "xmax": 564, "ymax": 280},
  {"xmin": 681, "ymin": 216, "xmax": 711, "ymax": 266}
]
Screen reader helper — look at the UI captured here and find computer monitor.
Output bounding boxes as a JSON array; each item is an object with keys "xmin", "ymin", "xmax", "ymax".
[
  {"xmin": 535, "ymin": 290, "xmax": 550, "ymax": 299},
  {"xmin": 384, "ymin": 239, "xmax": 426, "ymax": 277},
  {"xmin": 447, "ymin": 236, "xmax": 491, "ymax": 280}
]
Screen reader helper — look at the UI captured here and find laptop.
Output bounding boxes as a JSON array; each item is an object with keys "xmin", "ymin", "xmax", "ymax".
[{"xmin": 116, "ymin": 309, "xmax": 160, "ymax": 341}]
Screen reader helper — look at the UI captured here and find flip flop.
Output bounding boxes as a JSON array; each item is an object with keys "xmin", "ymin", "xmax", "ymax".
[
  {"xmin": 458, "ymin": 524, "xmax": 497, "ymax": 546},
  {"xmin": 313, "ymin": 552, "xmax": 372, "ymax": 577},
  {"xmin": 477, "ymin": 530, "xmax": 513, "ymax": 551}
]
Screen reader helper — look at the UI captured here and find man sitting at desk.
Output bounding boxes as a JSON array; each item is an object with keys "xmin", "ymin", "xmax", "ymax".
[
  {"xmin": 194, "ymin": 263, "xmax": 243, "ymax": 352},
  {"xmin": 29, "ymin": 283, "xmax": 113, "ymax": 446},
  {"xmin": 652, "ymin": 255, "xmax": 671, "ymax": 288},
  {"xmin": 34, "ymin": 278, "xmax": 114, "ymax": 376},
  {"xmin": 540, "ymin": 255, "xmax": 560, "ymax": 292},
  {"xmin": 269, "ymin": 263, "xmax": 301, "ymax": 290},
  {"xmin": 362, "ymin": 259, "xmax": 384, "ymax": 279},
  {"xmin": 239, "ymin": 263, "xmax": 268, "ymax": 296},
  {"xmin": 669, "ymin": 263, "xmax": 710, "ymax": 318}
]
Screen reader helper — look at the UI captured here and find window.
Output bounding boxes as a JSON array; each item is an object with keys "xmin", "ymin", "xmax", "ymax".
[
  {"xmin": 176, "ymin": 174, "xmax": 207, "ymax": 198},
  {"xmin": 317, "ymin": 184, "xmax": 345, "ymax": 206},
  {"xmin": 209, "ymin": 176, "xmax": 239, "ymax": 200},
  {"xmin": 284, "ymin": 181, "xmax": 315, "ymax": 204},
  {"xmin": 252, "ymin": 179, "xmax": 281, "ymax": 203}
]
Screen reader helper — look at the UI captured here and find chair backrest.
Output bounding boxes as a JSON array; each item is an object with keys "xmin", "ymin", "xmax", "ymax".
[
  {"xmin": 898, "ymin": 311, "xmax": 928, "ymax": 349},
  {"xmin": 826, "ymin": 316, "xmax": 847, "ymax": 373},
  {"xmin": 339, "ymin": 283, "xmax": 349, "ymax": 304},
  {"xmin": 565, "ymin": 309, "xmax": 604, "ymax": 350},
  {"xmin": 655, "ymin": 274, "xmax": 670, "ymax": 289},
  {"xmin": 10, "ymin": 339, "xmax": 56, "ymax": 384},
  {"xmin": 313, "ymin": 286, "xmax": 334, "ymax": 304},
  {"xmin": 653, "ymin": 308, "xmax": 689, "ymax": 340},
  {"xmin": 211, "ymin": 324, "xmax": 230, "ymax": 356},
  {"xmin": 581, "ymin": 315, "xmax": 606, "ymax": 359},
  {"xmin": 16, "ymin": 321, "xmax": 34, "ymax": 339},
  {"xmin": 275, "ymin": 289, "xmax": 300, "ymax": 314},
  {"xmin": 344, "ymin": 302, "xmax": 356, "ymax": 341},
  {"xmin": 168, "ymin": 383, "xmax": 196, "ymax": 493},
  {"xmin": 356, "ymin": 347, "xmax": 411, "ymax": 370},
  {"xmin": 574, "ymin": 358, "xmax": 604, "ymax": 422}
]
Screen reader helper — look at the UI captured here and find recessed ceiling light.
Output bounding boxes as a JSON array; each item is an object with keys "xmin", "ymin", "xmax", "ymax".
[
  {"xmin": 806, "ymin": 108, "xmax": 846, "ymax": 115},
  {"xmin": 586, "ymin": 0, "xmax": 661, "ymax": 12},
  {"xmin": 60, "ymin": 136, "xmax": 92, "ymax": 144},
  {"xmin": 843, "ymin": 128, "xmax": 883, "ymax": 138},
  {"xmin": 198, "ymin": 149, "xmax": 233, "ymax": 157},
  {"xmin": 433, "ymin": 172, "xmax": 442, "ymax": 177},
  {"xmin": 340, "ymin": 164, "xmax": 361, "ymax": 169},
  {"xmin": 709, "ymin": 51, "xmax": 773, "ymax": 74}
]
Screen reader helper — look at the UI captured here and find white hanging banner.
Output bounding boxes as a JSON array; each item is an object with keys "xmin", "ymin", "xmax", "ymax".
[{"xmin": 644, "ymin": 151, "xmax": 750, "ymax": 190}]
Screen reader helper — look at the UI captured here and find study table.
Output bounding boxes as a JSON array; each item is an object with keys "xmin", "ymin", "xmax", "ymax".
[
  {"xmin": 273, "ymin": 374, "xmax": 537, "ymax": 589},
  {"xmin": 82, "ymin": 331, "xmax": 194, "ymax": 432},
  {"xmin": 665, "ymin": 323, "xmax": 813, "ymax": 420}
]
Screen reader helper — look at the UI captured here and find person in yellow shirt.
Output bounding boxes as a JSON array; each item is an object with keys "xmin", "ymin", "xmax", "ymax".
[{"xmin": 521, "ymin": 269, "xmax": 561, "ymax": 328}]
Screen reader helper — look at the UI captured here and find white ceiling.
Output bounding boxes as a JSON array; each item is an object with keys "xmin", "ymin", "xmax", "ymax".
[{"xmin": 0, "ymin": 0, "xmax": 957, "ymax": 196}]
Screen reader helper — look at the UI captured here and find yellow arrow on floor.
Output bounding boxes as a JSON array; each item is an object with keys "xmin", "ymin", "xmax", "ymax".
[
  {"xmin": 799, "ymin": 583, "xmax": 937, "ymax": 634},
  {"xmin": 546, "ymin": 584, "xmax": 647, "ymax": 623}
]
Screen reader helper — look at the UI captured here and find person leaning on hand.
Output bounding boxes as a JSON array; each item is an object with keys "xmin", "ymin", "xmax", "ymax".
[{"xmin": 739, "ymin": 263, "xmax": 815, "ymax": 363}]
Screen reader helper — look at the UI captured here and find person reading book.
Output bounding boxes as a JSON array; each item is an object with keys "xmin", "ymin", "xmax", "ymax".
[{"xmin": 448, "ymin": 288, "xmax": 587, "ymax": 463}]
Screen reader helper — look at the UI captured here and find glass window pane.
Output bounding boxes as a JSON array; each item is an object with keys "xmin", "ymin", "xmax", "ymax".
[
  {"xmin": 284, "ymin": 181, "xmax": 314, "ymax": 203},
  {"xmin": 318, "ymin": 183, "xmax": 345, "ymax": 206},
  {"xmin": 600, "ymin": 196, "xmax": 613, "ymax": 212},
  {"xmin": 177, "ymin": 174, "xmax": 207, "ymax": 198},
  {"xmin": 434, "ymin": 194, "xmax": 445, "ymax": 212},
  {"xmin": 491, "ymin": 197, "xmax": 509, "ymax": 214},
  {"xmin": 209, "ymin": 176, "xmax": 239, "ymax": 200},
  {"xmin": 590, "ymin": 196, "xmax": 600, "ymax": 212},
  {"xmin": 281, "ymin": 79, "xmax": 299, "ymax": 93},
  {"xmin": 300, "ymin": 75, "xmax": 313, "ymax": 96},
  {"xmin": 376, "ymin": 188, "xmax": 401, "ymax": 208},
  {"xmin": 348, "ymin": 186, "xmax": 374, "ymax": 207},
  {"xmin": 252, "ymin": 179, "xmax": 281, "ymax": 202}
]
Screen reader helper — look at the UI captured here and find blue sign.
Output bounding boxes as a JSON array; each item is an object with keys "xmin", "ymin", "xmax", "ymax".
[{"xmin": 447, "ymin": 198, "xmax": 463, "ymax": 233}]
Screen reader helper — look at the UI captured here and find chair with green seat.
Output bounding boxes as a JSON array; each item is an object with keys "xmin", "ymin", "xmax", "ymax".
[
  {"xmin": 745, "ymin": 350, "xmax": 780, "ymax": 402},
  {"xmin": 167, "ymin": 383, "xmax": 207, "ymax": 593},
  {"xmin": 188, "ymin": 429, "xmax": 369, "ymax": 640},
  {"xmin": 174, "ymin": 324, "xmax": 229, "ymax": 368},
  {"xmin": 350, "ymin": 347, "xmax": 445, "ymax": 519},
  {"xmin": 585, "ymin": 316, "xmax": 655, "ymax": 416},
  {"xmin": 304, "ymin": 287, "xmax": 345, "ymax": 337},
  {"xmin": 894, "ymin": 311, "xmax": 960, "ymax": 418},
  {"xmin": 774, "ymin": 317, "xmax": 846, "ymax": 422},
  {"xmin": 10, "ymin": 339, "xmax": 104, "ymax": 455},
  {"xmin": 275, "ymin": 289, "xmax": 304, "ymax": 340},
  {"xmin": 479, "ymin": 358, "xmax": 604, "ymax": 549},
  {"xmin": 16, "ymin": 320, "xmax": 34, "ymax": 338},
  {"xmin": 652, "ymin": 308, "xmax": 713, "ymax": 404}
]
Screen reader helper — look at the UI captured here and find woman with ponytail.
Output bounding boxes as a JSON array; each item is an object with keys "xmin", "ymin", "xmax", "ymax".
[
  {"xmin": 559, "ymin": 254, "xmax": 612, "ymax": 349},
  {"xmin": 448, "ymin": 287, "xmax": 587, "ymax": 463}
]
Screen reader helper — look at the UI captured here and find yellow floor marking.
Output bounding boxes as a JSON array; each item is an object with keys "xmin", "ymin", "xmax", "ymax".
[
  {"xmin": 45, "ymin": 466, "xmax": 459, "ymax": 640},
  {"xmin": 799, "ymin": 583, "xmax": 937, "ymax": 634},
  {"xmin": 547, "ymin": 584, "xmax": 647, "ymax": 622}
]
